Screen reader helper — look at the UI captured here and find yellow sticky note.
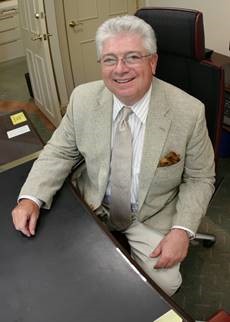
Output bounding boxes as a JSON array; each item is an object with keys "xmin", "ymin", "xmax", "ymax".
[
  {"xmin": 154, "ymin": 309, "xmax": 182, "ymax": 322},
  {"xmin": 10, "ymin": 112, "xmax": 27, "ymax": 125}
]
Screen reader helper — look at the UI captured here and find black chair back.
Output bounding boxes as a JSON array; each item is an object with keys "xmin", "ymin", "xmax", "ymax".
[{"xmin": 135, "ymin": 7, "xmax": 225, "ymax": 165}]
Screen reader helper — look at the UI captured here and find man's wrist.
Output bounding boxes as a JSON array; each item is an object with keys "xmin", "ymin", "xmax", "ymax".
[
  {"xmin": 18, "ymin": 195, "xmax": 43, "ymax": 208},
  {"xmin": 171, "ymin": 226, "xmax": 195, "ymax": 240}
]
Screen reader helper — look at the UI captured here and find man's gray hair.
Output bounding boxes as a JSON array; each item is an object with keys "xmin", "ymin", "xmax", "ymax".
[{"xmin": 95, "ymin": 15, "xmax": 157, "ymax": 59}]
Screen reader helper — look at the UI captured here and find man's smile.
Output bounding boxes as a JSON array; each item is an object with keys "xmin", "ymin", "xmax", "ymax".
[{"xmin": 113, "ymin": 77, "xmax": 135, "ymax": 84}]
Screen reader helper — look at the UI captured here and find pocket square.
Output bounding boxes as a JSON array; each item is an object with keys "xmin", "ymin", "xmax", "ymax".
[{"xmin": 158, "ymin": 151, "xmax": 181, "ymax": 167}]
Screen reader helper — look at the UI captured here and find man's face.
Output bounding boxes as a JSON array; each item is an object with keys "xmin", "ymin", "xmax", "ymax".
[{"xmin": 100, "ymin": 33, "xmax": 158, "ymax": 106}]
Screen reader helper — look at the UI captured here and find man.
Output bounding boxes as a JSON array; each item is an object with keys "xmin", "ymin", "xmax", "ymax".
[{"xmin": 12, "ymin": 15, "xmax": 215, "ymax": 296}]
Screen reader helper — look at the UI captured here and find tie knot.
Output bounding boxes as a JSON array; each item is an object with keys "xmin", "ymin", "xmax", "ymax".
[
  {"xmin": 118, "ymin": 107, "xmax": 132, "ymax": 131},
  {"xmin": 121, "ymin": 106, "xmax": 132, "ymax": 122}
]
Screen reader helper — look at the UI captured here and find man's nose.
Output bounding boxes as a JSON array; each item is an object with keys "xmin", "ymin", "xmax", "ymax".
[{"xmin": 114, "ymin": 59, "xmax": 130, "ymax": 73}]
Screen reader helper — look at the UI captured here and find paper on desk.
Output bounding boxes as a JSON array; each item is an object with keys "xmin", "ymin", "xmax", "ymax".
[
  {"xmin": 7, "ymin": 125, "xmax": 30, "ymax": 139},
  {"xmin": 154, "ymin": 309, "xmax": 182, "ymax": 322},
  {"xmin": 10, "ymin": 112, "xmax": 27, "ymax": 125}
]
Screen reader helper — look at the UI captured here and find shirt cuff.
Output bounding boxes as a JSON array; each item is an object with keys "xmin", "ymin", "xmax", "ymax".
[
  {"xmin": 171, "ymin": 225, "xmax": 195, "ymax": 240},
  {"xmin": 18, "ymin": 195, "xmax": 43, "ymax": 208}
]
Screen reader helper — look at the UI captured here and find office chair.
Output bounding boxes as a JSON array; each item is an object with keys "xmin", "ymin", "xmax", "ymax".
[{"xmin": 135, "ymin": 7, "xmax": 225, "ymax": 247}]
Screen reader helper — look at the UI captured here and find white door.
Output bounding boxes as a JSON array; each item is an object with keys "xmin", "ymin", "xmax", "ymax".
[
  {"xmin": 18, "ymin": 0, "xmax": 62, "ymax": 126},
  {"xmin": 64, "ymin": 0, "xmax": 137, "ymax": 85}
]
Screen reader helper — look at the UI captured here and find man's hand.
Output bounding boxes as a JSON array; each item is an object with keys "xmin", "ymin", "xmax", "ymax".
[
  {"xmin": 149, "ymin": 229, "xmax": 190, "ymax": 269},
  {"xmin": 12, "ymin": 199, "xmax": 40, "ymax": 237}
]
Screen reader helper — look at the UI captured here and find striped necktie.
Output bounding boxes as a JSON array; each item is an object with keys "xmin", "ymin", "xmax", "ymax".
[{"xmin": 110, "ymin": 106, "xmax": 133, "ymax": 231}]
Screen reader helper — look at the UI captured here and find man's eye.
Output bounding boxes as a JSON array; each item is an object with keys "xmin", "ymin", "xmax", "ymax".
[
  {"xmin": 126, "ymin": 55, "xmax": 141, "ymax": 63},
  {"xmin": 103, "ymin": 57, "xmax": 117, "ymax": 65}
]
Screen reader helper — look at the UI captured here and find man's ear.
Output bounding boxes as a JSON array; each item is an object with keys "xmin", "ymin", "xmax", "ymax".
[{"xmin": 151, "ymin": 53, "xmax": 158, "ymax": 75}]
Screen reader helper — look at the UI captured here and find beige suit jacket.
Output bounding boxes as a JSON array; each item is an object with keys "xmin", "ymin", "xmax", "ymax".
[{"xmin": 20, "ymin": 78, "xmax": 215, "ymax": 233}]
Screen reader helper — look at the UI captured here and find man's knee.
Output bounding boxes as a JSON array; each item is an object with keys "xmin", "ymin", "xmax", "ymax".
[
  {"xmin": 150, "ymin": 267, "xmax": 182, "ymax": 296},
  {"xmin": 137, "ymin": 258, "xmax": 182, "ymax": 296},
  {"xmin": 124, "ymin": 221, "xmax": 182, "ymax": 296}
]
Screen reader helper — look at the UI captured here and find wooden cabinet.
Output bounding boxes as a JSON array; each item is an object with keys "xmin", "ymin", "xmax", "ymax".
[
  {"xmin": 0, "ymin": 0, "xmax": 24, "ymax": 63},
  {"xmin": 211, "ymin": 52, "xmax": 230, "ymax": 91},
  {"xmin": 210, "ymin": 52, "xmax": 230, "ymax": 132}
]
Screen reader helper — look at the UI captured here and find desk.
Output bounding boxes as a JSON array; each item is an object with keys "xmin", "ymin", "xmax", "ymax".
[
  {"xmin": 0, "ymin": 160, "xmax": 194, "ymax": 322},
  {"xmin": 210, "ymin": 52, "xmax": 230, "ymax": 131},
  {"xmin": 0, "ymin": 110, "xmax": 43, "ymax": 171}
]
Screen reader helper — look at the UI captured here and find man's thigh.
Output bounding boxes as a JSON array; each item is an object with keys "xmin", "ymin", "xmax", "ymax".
[{"xmin": 124, "ymin": 220, "xmax": 182, "ymax": 296}]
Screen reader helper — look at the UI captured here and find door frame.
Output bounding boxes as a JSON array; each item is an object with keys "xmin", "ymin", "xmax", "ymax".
[
  {"xmin": 49, "ymin": 0, "xmax": 75, "ymax": 98},
  {"xmin": 44, "ymin": 0, "xmax": 69, "ymax": 112}
]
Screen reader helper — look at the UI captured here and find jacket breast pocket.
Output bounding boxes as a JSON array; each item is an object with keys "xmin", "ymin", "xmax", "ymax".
[
  {"xmin": 155, "ymin": 159, "xmax": 184, "ymax": 180},
  {"xmin": 145, "ymin": 159, "xmax": 184, "ymax": 202}
]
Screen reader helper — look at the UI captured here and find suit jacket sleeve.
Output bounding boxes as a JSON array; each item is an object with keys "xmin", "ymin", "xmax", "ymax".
[
  {"xmin": 19, "ymin": 90, "xmax": 83, "ymax": 208},
  {"xmin": 172, "ymin": 104, "xmax": 215, "ymax": 231}
]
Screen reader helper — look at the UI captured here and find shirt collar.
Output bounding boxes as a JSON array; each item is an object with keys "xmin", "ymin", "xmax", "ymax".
[{"xmin": 113, "ymin": 84, "xmax": 152, "ymax": 124}]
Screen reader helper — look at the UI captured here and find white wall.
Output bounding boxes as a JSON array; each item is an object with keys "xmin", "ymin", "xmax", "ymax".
[{"xmin": 145, "ymin": 0, "xmax": 230, "ymax": 56}]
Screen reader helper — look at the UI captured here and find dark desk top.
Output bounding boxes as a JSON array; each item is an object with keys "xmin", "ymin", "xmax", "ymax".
[
  {"xmin": 0, "ymin": 110, "xmax": 43, "ymax": 171},
  {"xmin": 0, "ymin": 161, "xmax": 193, "ymax": 322}
]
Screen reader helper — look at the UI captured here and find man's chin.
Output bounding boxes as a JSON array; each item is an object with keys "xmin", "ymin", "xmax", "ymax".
[
  {"xmin": 115, "ymin": 92, "xmax": 137, "ymax": 105},
  {"xmin": 113, "ymin": 85, "xmax": 136, "ymax": 98}
]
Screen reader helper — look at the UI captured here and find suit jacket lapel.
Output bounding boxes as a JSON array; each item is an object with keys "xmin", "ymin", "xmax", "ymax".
[{"xmin": 138, "ymin": 79, "xmax": 172, "ymax": 210}]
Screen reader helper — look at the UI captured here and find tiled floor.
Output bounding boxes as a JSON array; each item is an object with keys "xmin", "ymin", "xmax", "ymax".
[
  {"xmin": 0, "ymin": 57, "xmax": 30, "ymax": 101},
  {"xmin": 1, "ymin": 57, "xmax": 230, "ymax": 321},
  {"xmin": 173, "ymin": 158, "xmax": 230, "ymax": 320}
]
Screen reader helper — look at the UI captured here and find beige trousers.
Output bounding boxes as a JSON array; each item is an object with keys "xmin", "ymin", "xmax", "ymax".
[
  {"xmin": 124, "ymin": 220, "xmax": 182, "ymax": 296},
  {"xmin": 95, "ymin": 206, "xmax": 182, "ymax": 296}
]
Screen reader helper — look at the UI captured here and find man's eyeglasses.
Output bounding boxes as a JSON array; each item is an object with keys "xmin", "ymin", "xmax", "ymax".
[{"xmin": 98, "ymin": 52, "xmax": 153, "ymax": 67}]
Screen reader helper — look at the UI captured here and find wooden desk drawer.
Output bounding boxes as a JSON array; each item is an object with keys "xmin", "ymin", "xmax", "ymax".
[
  {"xmin": 0, "ymin": 27, "xmax": 20, "ymax": 45},
  {"xmin": 0, "ymin": 13, "xmax": 17, "ymax": 32}
]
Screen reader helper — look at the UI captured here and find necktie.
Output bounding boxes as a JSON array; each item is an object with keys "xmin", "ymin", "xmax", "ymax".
[{"xmin": 110, "ymin": 106, "xmax": 133, "ymax": 230}]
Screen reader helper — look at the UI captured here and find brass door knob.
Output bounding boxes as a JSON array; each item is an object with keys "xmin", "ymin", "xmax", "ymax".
[
  {"xmin": 69, "ymin": 20, "xmax": 83, "ymax": 27},
  {"xmin": 31, "ymin": 34, "xmax": 43, "ymax": 41},
  {"xmin": 69, "ymin": 21, "xmax": 77, "ymax": 27}
]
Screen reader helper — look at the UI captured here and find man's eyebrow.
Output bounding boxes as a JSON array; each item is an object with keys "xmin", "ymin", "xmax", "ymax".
[
  {"xmin": 102, "ymin": 51, "xmax": 142, "ymax": 57},
  {"xmin": 102, "ymin": 53, "xmax": 117, "ymax": 58},
  {"xmin": 125, "ymin": 51, "xmax": 142, "ymax": 55}
]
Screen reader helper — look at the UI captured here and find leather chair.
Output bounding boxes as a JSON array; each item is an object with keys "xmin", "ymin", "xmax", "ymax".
[{"xmin": 135, "ymin": 7, "xmax": 225, "ymax": 247}]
